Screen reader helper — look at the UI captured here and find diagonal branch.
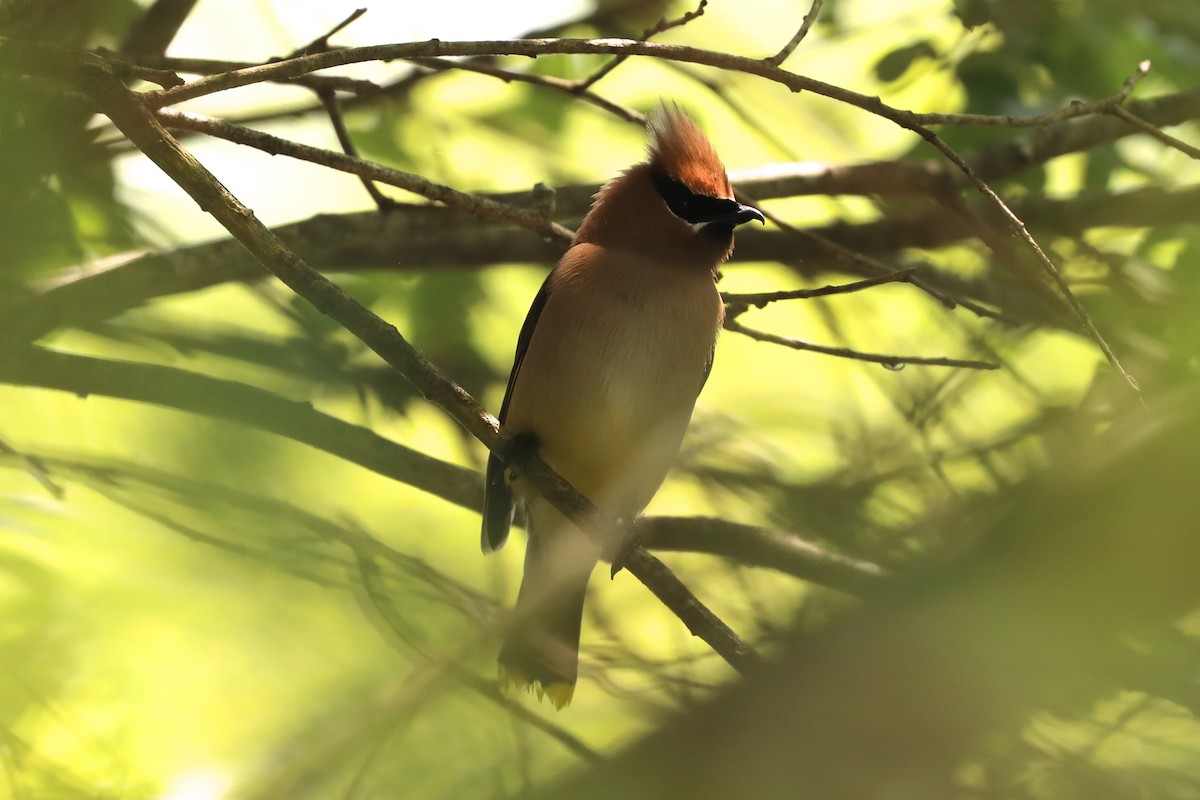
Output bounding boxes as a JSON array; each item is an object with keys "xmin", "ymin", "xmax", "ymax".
[
  {"xmin": 909, "ymin": 123, "xmax": 1138, "ymax": 391},
  {"xmin": 0, "ymin": 346, "xmax": 481, "ymax": 508},
  {"xmin": 1108, "ymin": 105, "xmax": 1200, "ymax": 160},
  {"xmin": 286, "ymin": 7, "xmax": 367, "ymax": 58},
  {"xmin": 156, "ymin": 108, "xmax": 573, "ymax": 242},
  {"xmin": 572, "ymin": 0, "xmax": 707, "ymax": 92},
  {"xmin": 764, "ymin": 0, "xmax": 823, "ymax": 67},
  {"xmin": 315, "ymin": 88, "xmax": 397, "ymax": 211},
  {"xmin": 722, "ymin": 270, "xmax": 916, "ymax": 308}
]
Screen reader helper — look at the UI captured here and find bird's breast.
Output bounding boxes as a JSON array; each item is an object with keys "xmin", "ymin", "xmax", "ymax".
[{"xmin": 505, "ymin": 247, "xmax": 723, "ymax": 511}]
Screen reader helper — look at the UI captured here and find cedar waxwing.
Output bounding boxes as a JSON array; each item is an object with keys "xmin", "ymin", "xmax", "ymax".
[{"xmin": 482, "ymin": 105, "xmax": 764, "ymax": 708}]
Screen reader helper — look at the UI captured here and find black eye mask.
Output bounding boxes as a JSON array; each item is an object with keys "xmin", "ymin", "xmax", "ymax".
[{"xmin": 651, "ymin": 170, "xmax": 765, "ymax": 232}]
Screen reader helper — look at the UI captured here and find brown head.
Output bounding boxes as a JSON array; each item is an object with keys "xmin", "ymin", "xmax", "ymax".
[{"xmin": 574, "ymin": 104, "xmax": 764, "ymax": 268}]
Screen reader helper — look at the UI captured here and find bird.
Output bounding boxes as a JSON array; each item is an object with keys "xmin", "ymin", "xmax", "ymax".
[{"xmin": 481, "ymin": 104, "xmax": 764, "ymax": 709}]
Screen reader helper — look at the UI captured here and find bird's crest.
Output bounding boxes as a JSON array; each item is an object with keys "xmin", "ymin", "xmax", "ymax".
[{"xmin": 647, "ymin": 103, "xmax": 732, "ymax": 199}]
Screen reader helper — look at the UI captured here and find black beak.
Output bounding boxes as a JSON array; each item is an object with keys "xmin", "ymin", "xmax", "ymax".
[{"xmin": 703, "ymin": 201, "xmax": 765, "ymax": 229}]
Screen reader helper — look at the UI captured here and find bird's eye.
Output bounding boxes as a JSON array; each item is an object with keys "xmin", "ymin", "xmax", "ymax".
[{"xmin": 651, "ymin": 172, "xmax": 696, "ymax": 219}]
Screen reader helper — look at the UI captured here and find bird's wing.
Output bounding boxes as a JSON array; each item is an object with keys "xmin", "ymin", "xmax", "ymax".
[
  {"xmin": 700, "ymin": 340, "xmax": 716, "ymax": 391},
  {"xmin": 481, "ymin": 272, "xmax": 554, "ymax": 553}
]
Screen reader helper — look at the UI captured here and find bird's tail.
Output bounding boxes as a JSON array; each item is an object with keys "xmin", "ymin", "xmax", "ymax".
[{"xmin": 498, "ymin": 501, "xmax": 597, "ymax": 710}]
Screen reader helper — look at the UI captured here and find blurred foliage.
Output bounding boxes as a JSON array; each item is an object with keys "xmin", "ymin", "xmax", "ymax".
[{"xmin": 1, "ymin": 0, "xmax": 1199, "ymax": 798}]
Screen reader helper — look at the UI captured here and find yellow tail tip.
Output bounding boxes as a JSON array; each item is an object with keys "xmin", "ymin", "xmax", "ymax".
[{"xmin": 498, "ymin": 665, "xmax": 576, "ymax": 710}]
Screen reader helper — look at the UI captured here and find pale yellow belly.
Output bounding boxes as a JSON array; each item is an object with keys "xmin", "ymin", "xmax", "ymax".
[{"xmin": 505, "ymin": 255, "xmax": 721, "ymax": 516}]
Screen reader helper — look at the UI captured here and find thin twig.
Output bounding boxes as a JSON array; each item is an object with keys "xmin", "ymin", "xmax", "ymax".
[
  {"xmin": 724, "ymin": 316, "xmax": 999, "ymax": 371},
  {"xmin": 1108, "ymin": 104, "xmax": 1200, "ymax": 160},
  {"xmin": 90, "ymin": 48, "xmax": 185, "ymax": 88},
  {"xmin": 286, "ymin": 7, "xmax": 367, "ymax": 58},
  {"xmin": 572, "ymin": 0, "xmax": 707, "ymax": 92},
  {"xmin": 406, "ymin": 56, "xmax": 644, "ymax": 122},
  {"xmin": 32, "ymin": 175, "xmax": 1193, "ymax": 349},
  {"xmin": 765, "ymin": 0, "xmax": 823, "ymax": 66},
  {"xmin": 130, "ymin": 54, "xmax": 379, "ymax": 94},
  {"xmin": 722, "ymin": 270, "xmax": 916, "ymax": 308},
  {"xmin": 742, "ymin": 196, "xmax": 998, "ymax": 317},
  {"xmin": 908, "ymin": 58, "xmax": 1150, "ymax": 127},
  {"xmin": 641, "ymin": 516, "xmax": 887, "ymax": 596},
  {"xmin": 911, "ymin": 122, "xmax": 1139, "ymax": 391},
  {"xmin": 156, "ymin": 109, "xmax": 574, "ymax": 242},
  {"xmin": 0, "ymin": 436, "xmax": 64, "ymax": 499},
  {"xmin": 0, "ymin": 346, "xmax": 483, "ymax": 508},
  {"xmin": 0, "ymin": 347, "xmax": 876, "ymax": 587},
  {"xmin": 316, "ymin": 88, "xmax": 396, "ymax": 211}
]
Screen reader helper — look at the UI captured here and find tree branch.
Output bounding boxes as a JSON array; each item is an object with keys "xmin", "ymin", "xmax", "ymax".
[
  {"xmin": 1108, "ymin": 104, "xmax": 1200, "ymax": 160},
  {"xmin": 0, "ymin": 346, "xmax": 879, "ymax": 588},
  {"xmin": 640, "ymin": 516, "xmax": 887, "ymax": 595},
  {"xmin": 723, "ymin": 316, "xmax": 999, "ymax": 371},
  {"xmin": 156, "ymin": 109, "xmax": 573, "ymax": 242},
  {"xmin": 571, "ymin": 0, "xmax": 707, "ymax": 92},
  {"xmin": 315, "ymin": 88, "xmax": 397, "ymax": 211},
  {"xmin": 722, "ymin": 270, "xmax": 916, "ymax": 308},
  {"xmin": 129, "ymin": 37, "xmax": 1145, "ymax": 131},
  {"xmin": 764, "ymin": 0, "xmax": 823, "ymax": 67},
  {"xmin": 18, "ymin": 179, "xmax": 1200, "ymax": 347},
  {"xmin": 0, "ymin": 346, "xmax": 481, "ymax": 507},
  {"xmin": 285, "ymin": 7, "xmax": 367, "ymax": 58}
]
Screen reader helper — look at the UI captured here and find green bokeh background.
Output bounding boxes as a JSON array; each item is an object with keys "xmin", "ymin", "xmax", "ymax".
[{"xmin": 2, "ymin": 0, "xmax": 1199, "ymax": 797}]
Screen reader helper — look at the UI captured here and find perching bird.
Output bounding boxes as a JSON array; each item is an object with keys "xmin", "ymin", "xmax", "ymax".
[{"xmin": 482, "ymin": 105, "xmax": 764, "ymax": 708}]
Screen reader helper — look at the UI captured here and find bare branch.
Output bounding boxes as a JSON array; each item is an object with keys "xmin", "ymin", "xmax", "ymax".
[
  {"xmin": 640, "ymin": 516, "xmax": 887, "ymax": 595},
  {"xmin": 573, "ymin": 0, "xmax": 707, "ymax": 92},
  {"xmin": 912, "ymin": 124, "xmax": 1139, "ymax": 391},
  {"xmin": 156, "ymin": 109, "xmax": 574, "ymax": 242},
  {"xmin": 316, "ymin": 88, "xmax": 397, "ymax": 211},
  {"xmin": 0, "ymin": 346, "xmax": 482, "ymax": 508},
  {"xmin": 21, "ymin": 175, "xmax": 1200, "ymax": 351},
  {"xmin": 286, "ymin": 7, "xmax": 367, "ymax": 58},
  {"xmin": 909, "ymin": 59, "xmax": 1151, "ymax": 127},
  {"xmin": 0, "ymin": 436, "xmax": 64, "ymax": 499},
  {"xmin": 764, "ymin": 0, "xmax": 823, "ymax": 67},
  {"xmin": 971, "ymin": 86, "xmax": 1200, "ymax": 181},
  {"xmin": 87, "ymin": 48, "xmax": 186, "ymax": 88},
  {"xmin": 144, "ymin": 54, "xmax": 380, "ymax": 94},
  {"xmin": 1108, "ymin": 104, "xmax": 1200, "ymax": 160},
  {"xmin": 742, "ymin": 198, "xmax": 995, "ymax": 318},
  {"xmin": 130, "ymin": 38, "xmax": 1147, "ymax": 132},
  {"xmin": 723, "ymin": 316, "xmax": 999, "ymax": 371},
  {"xmin": 722, "ymin": 270, "xmax": 916, "ymax": 308},
  {"xmin": 406, "ymin": 56, "xmax": 645, "ymax": 123},
  {"xmin": 0, "ymin": 346, "xmax": 878, "ymax": 588}
]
